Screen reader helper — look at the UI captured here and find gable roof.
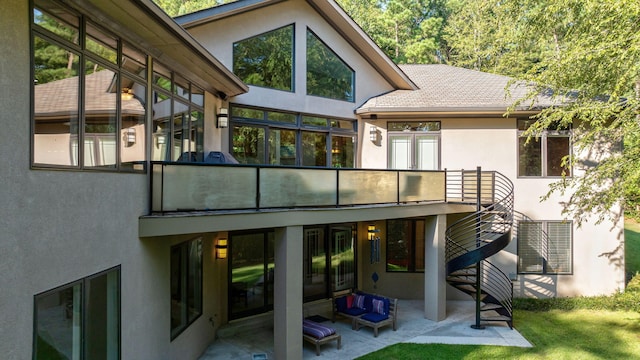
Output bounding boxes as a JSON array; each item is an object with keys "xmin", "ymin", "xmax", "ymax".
[
  {"xmin": 357, "ymin": 64, "xmax": 554, "ymax": 117},
  {"xmin": 175, "ymin": 0, "xmax": 417, "ymax": 91},
  {"xmin": 65, "ymin": 0, "xmax": 247, "ymax": 98}
]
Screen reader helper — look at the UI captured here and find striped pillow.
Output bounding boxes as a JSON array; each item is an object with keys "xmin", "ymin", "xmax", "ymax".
[
  {"xmin": 354, "ymin": 294, "xmax": 366, "ymax": 309},
  {"xmin": 372, "ymin": 298, "xmax": 386, "ymax": 315}
]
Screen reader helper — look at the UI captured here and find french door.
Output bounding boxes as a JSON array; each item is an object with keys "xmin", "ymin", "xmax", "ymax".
[{"xmin": 388, "ymin": 133, "xmax": 439, "ymax": 170}]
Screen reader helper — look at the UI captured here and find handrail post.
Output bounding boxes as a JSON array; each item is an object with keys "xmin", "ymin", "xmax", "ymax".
[{"xmin": 472, "ymin": 166, "xmax": 484, "ymax": 329}]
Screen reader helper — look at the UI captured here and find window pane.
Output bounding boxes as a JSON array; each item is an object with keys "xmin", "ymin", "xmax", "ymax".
[
  {"xmin": 233, "ymin": 25, "xmax": 293, "ymax": 91},
  {"xmin": 387, "ymin": 220, "xmax": 410, "ymax": 272},
  {"xmin": 122, "ymin": 42, "xmax": 146, "ymax": 78},
  {"xmin": 269, "ymin": 129, "xmax": 296, "ymax": 165},
  {"xmin": 152, "ymin": 90, "xmax": 170, "ymax": 161},
  {"xmin": 306, "ymin": 29, "xmax": 354, "ymax": 102},
  {"xmin": 191, "ymin": 85, "xmax": 204, "ymax": 107},
  {"xmin": 172, "ymin": 101, "xmax": 189, "ymax": 161},
  {"xmin": 332, "ymin": 226, "xmax": 355, "ymax": 291},
  {"xmin": 518, "ymin": 221, "xmax": 544, "ymax": 273},
  {"xmin": 302, "ymin": 132, "xmax": 327, "ymax": 167},
  {"xmin": 232, "ymin": 106, "xmax": 264, "ymax": 121},
  {"xmin": 518, "ymin": 136, "xmax": 542, "ymax": 176},
  {"xmin": 388, "ymin": 122, "xmax": 440, "ymax": 132},
  {"xmin": 331, "ymin": 136, "xmax": 354, "ymax": 168},
  {"xmin": 121, "ymin": 78, "xmax": 146, "ymax": 170},
  {"xmin": 267, "ymin": 111, "xmax": 296, "ymax": 124},
  {"xmin": 86, "ymin": 22, "xmax": 117, "ymax": 64},
  {"xmin": 33, "ymin": 1, "xmax": 80, "ymax": 44},
  {"xmin": 33, "ymin": 36, "xmax": 80, "ymax": 166},
  {"xmin": 153, "ymin": 63, "xmax": 172, "ymax": 92},
  {"xmin": 34, "ymin": 284, "xmax": 82, "ymax": 360},
  {"xmin": 415, "ymin": 135, "xmax": 439, "ymax": 170},
  {"xmin": 330, "ymin": 119, "xmax": 355, "ymax": 130},
  {"xmin": 389, "ymin": 136, "xmax": 412, "ymax": 170},
  {"xmin": 86, "ymin": 270, "xmax": 120, "ymax": 360},
  {"xmin": 187, "ymin": 239, "xmax": 202, "ymax": 323},
  {"xmin": 84, "ymin": 63, "xmax": 117, "ymax": 168},
  {"xmin": 547, "ymin": 222, "xmax": 572, "ymax": 273},
  {"xmin": 302, "ymin": 116, "xmax": 328, "ymax": 127},
  {"xmin": 171, "ymin": 238, "xmax": 202, "ymax": 338},
  {"xmin": 233, "ymin": 125, "xmax": 265, "ymax": 164},
  {"xmin": 547, "ymin": 136, "xmax": 570, "ymax": 176},
  {"xmin": 230, "ymin": 233, "xmax": 266, "ymax": 317},
  {"xmin": 304, "ymin": 228, "xmax": 327, "ymax": 299},
  {"xmin": 174, "ymin": 73, "xmax": 189, "ymax": 101}
]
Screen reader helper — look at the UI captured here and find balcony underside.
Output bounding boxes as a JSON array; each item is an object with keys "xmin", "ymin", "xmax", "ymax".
[{"xmin": 139, "ymin": 201, "xmax": 475, "ymax": 238}]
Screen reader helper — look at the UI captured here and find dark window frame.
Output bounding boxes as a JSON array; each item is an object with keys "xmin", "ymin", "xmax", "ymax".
[
  {"xmin": 517, "ymin": 119, "xmax": 572, "ymax": 178},
  {"xmin": 33, "ymin": 266, "xmax": 121, "ymax": 360},
  {"xmin": 386, "ymin": 218, "xmax": 426, "ymax": 273},
  {"xmin": 229, "ymin": 105, "xmax": 357, "ymax": 167},
  {"xmin": 170, "ymin": 237, "xmax": 203, "ymax": 340}
]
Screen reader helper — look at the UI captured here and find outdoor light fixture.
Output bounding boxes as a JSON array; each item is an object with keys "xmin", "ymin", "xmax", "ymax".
[
  {"xmin": 123, "ymin": 128, "xmax": 136, "ymax": 147},
  {"xmin": 121, "ymin": 87, "xmax": 134, "ymax": 101},
  {"xmin": 368, "ymin": 224, "xmax": 381, "ymax": 264},
  {"xmin": 217, "ymin": 107, "xmax": 229, "ymax": 128},
  {"xmin": 215, "ymin": 238, "xmax": 228, "ymax": 259},
  {"xmin": 369, "ymin": 125, "xmax": 377, "ymax": 141}
]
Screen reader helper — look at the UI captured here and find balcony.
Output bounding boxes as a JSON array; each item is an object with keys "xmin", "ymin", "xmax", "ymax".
[{"xmin": 150, "ymin": 162, "xmax": 459, "ymax": 213}]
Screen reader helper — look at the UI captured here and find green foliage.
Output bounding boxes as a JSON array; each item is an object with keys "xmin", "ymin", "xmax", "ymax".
[{"xmin": 624, "ymin": 219, "xmax": 640, "ymax": 281}]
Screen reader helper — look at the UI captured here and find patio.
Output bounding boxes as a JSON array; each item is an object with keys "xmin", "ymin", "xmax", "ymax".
[{"xmin": 198, "ymin": 300, "xmax": 532, "ymax": 359}]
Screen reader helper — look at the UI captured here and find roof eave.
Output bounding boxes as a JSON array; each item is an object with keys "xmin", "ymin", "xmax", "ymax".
[
  {"xmin": 66, "ymin": 0, "xmax": 248, "ymax": 98},
  {"xmin": 356, "ymin": 107, "xmax": 542, "ymax": 118}
]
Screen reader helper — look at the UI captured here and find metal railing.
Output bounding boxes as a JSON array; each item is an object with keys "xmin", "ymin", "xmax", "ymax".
[{"xmin": 150, "ymin": 162, "xmax": 448, "ymax": 213}]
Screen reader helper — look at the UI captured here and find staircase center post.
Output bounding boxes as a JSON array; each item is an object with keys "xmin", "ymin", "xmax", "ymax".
[{"xmin": 472, "ymin": 166, "xmax": 485, "ymax": 329}]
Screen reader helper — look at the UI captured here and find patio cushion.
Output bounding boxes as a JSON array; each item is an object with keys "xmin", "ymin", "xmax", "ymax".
[
  {"xmin": 342, "ymin": 306, "xmax": 367, "ymax": 316},
  {"xmin": 335, "ymin": 296, "xmax": 348, "ymax": 312},
  {"xmin": 353, "ymin": 294, "xmax": 366, "ymax": 309},
  {"xmin": 360, "ymin": 312, "xmax": 389, "ymax": 323},
  {"xmin": 303, "ymin": 320, "xmax": 336, "ymax": 339}
]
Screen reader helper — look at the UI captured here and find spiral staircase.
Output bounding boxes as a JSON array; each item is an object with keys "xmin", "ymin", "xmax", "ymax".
[{"xmin": 445, "ymin": 169, "xmax": 515, "ymax": 329}]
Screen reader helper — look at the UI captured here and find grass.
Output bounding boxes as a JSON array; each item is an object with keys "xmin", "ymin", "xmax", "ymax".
[{"xmin": 357, "ymin": 220, "xmax": 640, "ymax": 360}]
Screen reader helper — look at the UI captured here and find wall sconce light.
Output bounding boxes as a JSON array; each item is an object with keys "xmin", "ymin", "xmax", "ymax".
[
  {"xmin": 123, "ymin": 128, "xmax": 136, "ymax": 147},
  {"xmin": 369, "ymin": 126, "xmax": 377, "ymax": 141},
  {"xmin": 215, "ymin": 238, "xmax": 228, "ymax": 259},
  {"xmin": 217, "ymin": 108, "xmax": 229, "ymax": 128},
  {"xmin": 368, "ymin": 224, "xmax": 381, "ymax": 264}
]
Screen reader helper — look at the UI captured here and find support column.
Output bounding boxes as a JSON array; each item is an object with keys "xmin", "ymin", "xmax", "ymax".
[
  {"xmin": 424, "ymin": 214, "xmax": 447, "ymax": 321},
  {"xmin": 274, "ymin": 226, "xmax": 303, "ymax": 360}
]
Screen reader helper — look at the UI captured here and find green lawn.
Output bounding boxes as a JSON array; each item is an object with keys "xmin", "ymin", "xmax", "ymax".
[
  {"xmin": 357, "ymin": 221, "xmax": 640, "ymax": 360},
  {"xmin": 625, "ymin": 218, "xmax": 640, "ymax": 279},
  {"xmin": 358, "ymin": 309, "xmax": 640, "ymax": 360}
]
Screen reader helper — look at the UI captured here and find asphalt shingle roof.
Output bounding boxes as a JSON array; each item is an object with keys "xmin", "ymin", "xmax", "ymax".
[{"xmin": 358, "ymin": 64, "xmax": 552, "ymax": 114}]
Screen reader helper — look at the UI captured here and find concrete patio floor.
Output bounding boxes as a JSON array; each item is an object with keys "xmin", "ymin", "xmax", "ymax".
[{"xmin": 198, "ymin": 300, "xmax": 532, "ymax": 360}]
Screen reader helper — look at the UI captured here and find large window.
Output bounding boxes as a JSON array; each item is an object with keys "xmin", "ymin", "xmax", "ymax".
[
  {"xmin": 518, "ymin": 119, "xmax": 571, "ymax": 177},
  {"xmin": 386, "ymin": 219, "xmax": 425, "ymax": 272},
  {"xmin": 233, "ymin": 25, "xmax": 294, "ymax": 91},
  {"xmin": 303, "ymin": 225, "xmax": 356, "ymax": 301},
  {"xmin": 306, "ymin": 28, "xmax": 355, "ymax": 102},
  {"xmin": 32, "ymin": 0, "xmax": 147, "ymax": 171},
  {"xmin": 229, "ymin": 230, "xmax": 275, "ymax": 320},
  {"xmin": 517, "ymin": 220, "xmax": 572, "ymax": 274},
  {"xmin": 170, "ymin": 237, "xmax": 202, "ymax": 339},
  {"xmin": 231, "ymin": 106, "xmax": 356, "ymax": 167},
  {"xmin": 34, "ymin": 267, "xmax": 120, "ymax": 360}
]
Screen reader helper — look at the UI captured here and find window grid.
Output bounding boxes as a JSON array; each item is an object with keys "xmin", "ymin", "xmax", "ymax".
[{"xmin": 517, "ymin": 119, "xmax": 572, "ymax": 178}]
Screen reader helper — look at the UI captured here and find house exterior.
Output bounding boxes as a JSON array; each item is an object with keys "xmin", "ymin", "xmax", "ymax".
[{"xmin": 0, "ymin": 0, "xmax": 624, "ymax": 359}]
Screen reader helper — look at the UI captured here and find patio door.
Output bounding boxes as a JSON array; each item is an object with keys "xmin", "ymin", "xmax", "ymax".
[{"xmin": 388, "ymin": 134, "xmax": 439, "ymax": 170}]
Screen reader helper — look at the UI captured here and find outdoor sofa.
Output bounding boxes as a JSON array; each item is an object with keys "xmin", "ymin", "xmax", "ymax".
[{"xmin": 332, "ymin": 290, "xmax": 398, "ymax": 337}]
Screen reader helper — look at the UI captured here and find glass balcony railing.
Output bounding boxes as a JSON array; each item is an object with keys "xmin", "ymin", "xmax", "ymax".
[{"xmin": 150, "ymin": 162, "xmax": 450, "ymax": 213}]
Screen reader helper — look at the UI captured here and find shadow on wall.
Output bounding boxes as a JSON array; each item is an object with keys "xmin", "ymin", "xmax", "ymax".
[{"xmin": 513, "ymin": 275, "xmax": 557, "ymax": 298}]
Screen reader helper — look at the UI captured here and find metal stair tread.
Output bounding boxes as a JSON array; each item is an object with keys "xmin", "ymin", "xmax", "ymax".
[{"xmin": 481, "ymin": 315, "xmax": 512, "ymax": 321}]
